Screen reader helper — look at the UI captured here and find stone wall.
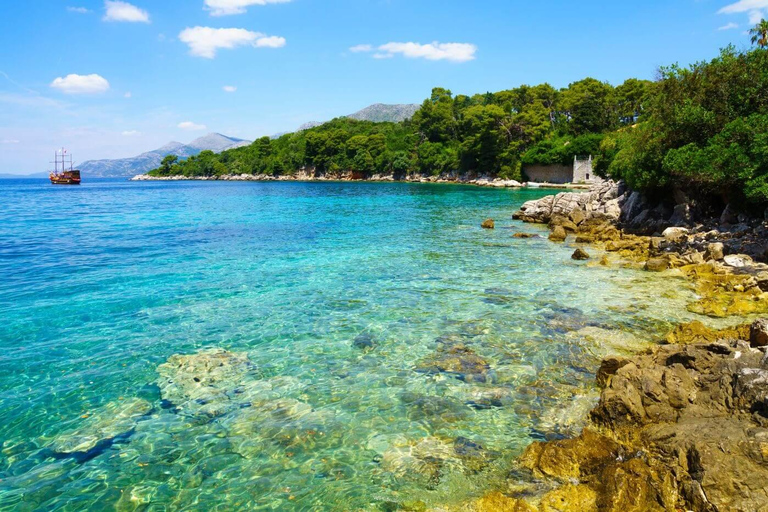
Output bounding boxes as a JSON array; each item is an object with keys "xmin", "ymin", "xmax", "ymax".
[{"xmin": 523, "ymin": 164, "xmax": 573, "ymax": 184}]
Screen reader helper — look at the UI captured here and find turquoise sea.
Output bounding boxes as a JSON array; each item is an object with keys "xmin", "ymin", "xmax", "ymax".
[{"xmin": 0, "ymin": 179, "xmax": 704, "ymax": 511}]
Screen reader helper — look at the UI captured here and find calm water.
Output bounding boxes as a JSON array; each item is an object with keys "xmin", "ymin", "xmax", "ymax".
[{"xmin": 0, "ymin": 179, "xmax": 704, "ymax": 511}]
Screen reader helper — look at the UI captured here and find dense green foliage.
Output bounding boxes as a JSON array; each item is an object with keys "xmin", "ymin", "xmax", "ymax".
[
  {"xmin": 601, "ymin": 39, "xmax": 768, "ymax": 202},
  {"xmin": 150, "ymin": 22, "xmax": 768, "ymax": 204},
  {"xmin": 149, "ymin": 79, "xmax": 651, "ymax": 181}
]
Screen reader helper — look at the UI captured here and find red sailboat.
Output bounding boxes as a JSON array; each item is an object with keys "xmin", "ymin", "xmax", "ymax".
[{"xmin": 50, "ymin": 148, "xmax": 81, "ymax": 185}]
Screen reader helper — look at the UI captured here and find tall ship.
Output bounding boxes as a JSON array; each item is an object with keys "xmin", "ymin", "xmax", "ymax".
[{"xmin": 50, "ymin": 148, "xmax": 81, "ymax": 185}]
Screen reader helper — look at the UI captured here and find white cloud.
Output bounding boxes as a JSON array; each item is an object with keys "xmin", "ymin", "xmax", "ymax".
[
  {"xmin": 718, "ymin": 22, "xmax": 740, "ymax": 30},
  {"xmin": 373, "ymin": 42, "xmax": 477, "ymax": 63},
  {"xmin": 204, "ymin": 0, "xmax": 291, "ymax": 17},
  {"xmin": 50, "ymin": 74, "xmax": 110, "ymax": 94},
  {"xmin": 103, "ymin": 1, "xmax": 150, "ymax": 23},
  {"xmin": 718, "ymin": 0, "xmax": 768, "ymax": 14},
  {"xmin": 124, "ymin": 91, "xmax": 132, "ymax": 98},
  {"xmin": 178, "ymin": 121, "xmax": 207, "ymax": 131},
  {"xmin": 349, "ymin": 44, "xmax": 372, "ymax": 53},
  {"xmin": 255, "ymin": 36, "xmax": 286, "ymax": 48},
  {"xmin": 67, "ymin": 6, "xmax": 90, "ymax": 13},
  {"xmin": 223, "ymin": 85, "xmax": 237, "ymax": 92},
  {"xmin": 749, "ymin": 9, "xmax": 765, "ymax": 23},
  {"xmin": 1, "ymin": 139, "xmax": 20, "ymax": 144},
  {"xmin": 373, "ymin": 53, "xmax": 394, "ymax": 59},
  {"xmin": 178, "ymin": 27, "xmax": 286, "ymax": 58},
  {"xmin": 122, "ymin": 130, "xmax": 141, "ymax": 136}
]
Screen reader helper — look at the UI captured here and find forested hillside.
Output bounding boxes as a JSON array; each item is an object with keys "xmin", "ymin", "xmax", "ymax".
[{"xmin": 150, "ymin": 21, "xmax": 768, "ymax": 205}]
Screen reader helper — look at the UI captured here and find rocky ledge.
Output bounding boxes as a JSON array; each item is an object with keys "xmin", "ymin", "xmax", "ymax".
[
  {"xmin": 514, "ymin": 181, "xmax": 768, "ymax": 318},
  {"xmin": 450, "ymin": 320, "xmax": 768, "ymax": 512}
]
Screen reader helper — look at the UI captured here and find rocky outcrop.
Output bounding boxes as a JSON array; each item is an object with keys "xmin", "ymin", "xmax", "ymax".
[
  {"xmin": 515, "ymin": 323, "xmax": 768, "ymax": 512},
  {"xmin": 481, "ymin": 219, "xmax": 495, "ymax": 229},
  {"xmin": 514, "ymin": 181, "xmax": 624, "ymax": 225}
]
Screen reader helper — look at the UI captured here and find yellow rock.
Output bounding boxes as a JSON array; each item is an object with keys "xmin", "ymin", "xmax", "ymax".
[
  {"xmin": 538, "ymin": 484, "xmax": 598, "ymax": 512},
  {"xmin": 664, "ymin": 320, "xmax": 751, "ymax": 344},
  {"xmin": 470, "ymin": 492, "xmax": 536, "ymax": 512}
]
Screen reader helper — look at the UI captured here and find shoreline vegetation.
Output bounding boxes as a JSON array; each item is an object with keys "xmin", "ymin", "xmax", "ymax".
[{"xmin": 130, "ymin": 170, "xmax": 592, "ymax": 190}]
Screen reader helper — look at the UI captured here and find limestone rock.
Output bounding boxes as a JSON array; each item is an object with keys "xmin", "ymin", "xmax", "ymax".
[
  {"xmin": 481, "ymin": 219, "xmax": 495, "ymax": 229},
  {"xmin": 539, "ymin": 484, "xmax": 598, "ymax": 512},
  {"xmin": 156, "ymin": 348, "xmax": 258, "ymax": 417},
  {"xmin": 751, "ymin": 318, "xmax": 768, "ymax": 347},
  {"xmin": 644, "ymin": 257, "xmax": 669, "ymax": 272},
  {"xmin": 569, "ymin": 208, "xmax": 586, "ymax": 226},
  {"xmin": 723, "ymin": 254, "xmax": 754, "ymax": 268},
  {"xmin": 661, "ymin": 227, "xmax": 689, "ymax": 242},
  {"xmin": 705, "ymin": 242, "xmax": 724, "ymax": 261},
  {"xmin": 519, "ymin": 428, "xmax": 620, "ymax": 480},
  {"xmin": 549, "ymin": 226, "xmax": 567, "ymax": 242},
  {"xmin": 513, "ymin": 232, "xmax": 539, "ymax": 239},
  {"xmin": 572, "ymin": 248, "xmax": 590, "ymax": 261}
]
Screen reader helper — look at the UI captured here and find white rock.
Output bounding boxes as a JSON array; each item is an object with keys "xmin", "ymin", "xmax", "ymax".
[
  {"xmin": 662, "ymin": 227, "xmax": 690, "ymax": 241},
  {"xmin": 723, "ymin": 254, "xmax": 754, "ymax": 268}
]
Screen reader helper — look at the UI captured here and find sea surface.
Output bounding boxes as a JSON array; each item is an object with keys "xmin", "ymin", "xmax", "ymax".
[{"xmin": 0, "ymin": 179, "xmax": 707, "ymax": 511}]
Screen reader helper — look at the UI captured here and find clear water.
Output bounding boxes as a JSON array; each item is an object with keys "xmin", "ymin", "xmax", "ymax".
[{"xmin": 0, "ymin": 179, "xmax": 706, "ymax": 511}]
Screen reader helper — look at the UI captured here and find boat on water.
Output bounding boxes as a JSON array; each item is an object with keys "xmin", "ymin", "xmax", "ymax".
[{"xmin": 50, "ymin": 148, "xmax": 81, "ymax": 185}]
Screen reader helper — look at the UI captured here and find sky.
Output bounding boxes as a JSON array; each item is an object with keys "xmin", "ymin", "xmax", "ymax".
[{"xmin": 0, "ymin": 0, "xmax": 764, "ymax": 174}]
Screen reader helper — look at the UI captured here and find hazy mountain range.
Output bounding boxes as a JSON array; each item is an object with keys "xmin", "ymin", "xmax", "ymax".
[
  {"xmin": 298, "ymin": 103, "xmax": 420, "ymax": 132},
  {"xmin": 77, "ymin": 133, "xmax": 250, "ymax": 178},
  {"xmin": 1, "ymin": 103, "xmax": 421, "ymax": 178}
]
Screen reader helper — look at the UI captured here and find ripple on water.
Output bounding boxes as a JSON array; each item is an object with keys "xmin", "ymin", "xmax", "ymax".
[{"xmin": 0, "ymin": 180, "xmax": 715, "ymax": 510}]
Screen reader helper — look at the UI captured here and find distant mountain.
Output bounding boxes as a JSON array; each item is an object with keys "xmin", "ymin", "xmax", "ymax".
[
  {"xmin": 0, "ymin": 172, "xmax": 48, "ymax": 179},
  {"xmin": 78, "ymin": 133, "xmax": 250, "ymax": 178},
  {"xmin": 290, "ymin": 103, "xmax": 421, "ymax": 135},
  {"xmin": 347, "ymin": 103, "xmax": 420, "ymax": 123}
]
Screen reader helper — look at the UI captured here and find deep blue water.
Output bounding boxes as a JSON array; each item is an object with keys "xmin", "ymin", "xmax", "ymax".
[{"xmin": 0, "ymin": 178, "xmax": 702, "ymax": 510}]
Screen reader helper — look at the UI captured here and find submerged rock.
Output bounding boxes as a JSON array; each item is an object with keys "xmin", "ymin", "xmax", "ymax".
[
  {"xmin": 50, "ymin": 398, "xmax": 152, "ymax": 455},
  {"xmin": 416, "ymin": 345, "xmax": 492, "ymax": 383},
  {"xmin": 481, "ymin": 219, "xmax": 495, "ymax": 229},
  {"xmin": 548, "ymin": 226, "xmax": 567, "ymax": 242},
  {"xmin": 571, "ymin": 248, "xmax": 590, "ymax": 261},
  {"xmin": 156, "ymin": 348, "xmax": 259, "ymax": 417}
]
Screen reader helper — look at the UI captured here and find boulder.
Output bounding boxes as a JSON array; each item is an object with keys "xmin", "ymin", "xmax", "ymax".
[
  {"xmin": 481, "ymin": 219, "xmax": 495, "ymax": 229},
  {"xmin": 513, "ymin": 232, "xmax": 539, "ymax": 239},
  {"xmin": 572, "ymin": 248, "xmax": 590, "ymax": 261},
  {"xmin": 549, "ymin": 226, "xmax": 567, "ymax": 242},
  {"xmin": 705, "ymin": 242, "xmax": 725, "ymax": 261},
  {"xmin": 569, "ymin": 208, "xmax": 586, "ymax": 226},
  {"xmin": 644, "ymin": 257, "xmax": 669, "ymax": 272},
  {"xmin": 723, "ymin": 254, "xmax": 754, "ymax": 268},
  {"xmin": 751, "ymin": 319, "xmax": 768, "ymax": 348},
  {"xmin": 661, "ymin": 227, "xmax": 689, "ymax": 242},
  {"xmin": 720, "ymin": 204, "xmax": 739, "ymax": 225}
]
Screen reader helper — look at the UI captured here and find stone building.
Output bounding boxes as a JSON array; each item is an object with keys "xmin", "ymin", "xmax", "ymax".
[{"xmin": 523, "ymin": 156, "xmax": 600, "ymax": 184}]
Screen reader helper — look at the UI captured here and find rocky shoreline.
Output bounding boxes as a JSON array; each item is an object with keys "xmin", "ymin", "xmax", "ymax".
[
  {"xmin": 450, "ymin": 182, "xmax": 768, "ymax": 511},
  {"xmin": 130, "ymin": 171, "xmax": 593, "ymax": 190}
]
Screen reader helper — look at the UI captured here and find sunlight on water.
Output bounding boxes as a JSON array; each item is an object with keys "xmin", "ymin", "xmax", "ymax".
[{"xmin": 0, "ymin": 180, "xmax": 707, "ymax": 510}]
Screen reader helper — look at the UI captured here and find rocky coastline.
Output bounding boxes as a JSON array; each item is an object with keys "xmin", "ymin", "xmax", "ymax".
[
  {"xmin": 451, "ymin": 182, "xmax": 768, "ymax": 511},
  {"xmin": 130, "ymin": 170, "xmax": 593, "ymax": 190}
]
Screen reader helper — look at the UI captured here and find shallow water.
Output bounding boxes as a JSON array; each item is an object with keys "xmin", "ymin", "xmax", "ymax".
[{"xmin": 0, "ymin": 179, "xmax": 707, "ymax": 511}]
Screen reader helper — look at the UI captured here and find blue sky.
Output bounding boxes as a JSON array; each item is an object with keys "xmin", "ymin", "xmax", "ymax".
[{"xmin": 0, "ymin": 0, "xmax": 763, "ymax": 173}]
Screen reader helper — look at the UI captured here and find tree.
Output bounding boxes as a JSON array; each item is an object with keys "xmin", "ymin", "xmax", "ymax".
[
  {"xmin": 159, "ymin": 154, "xmax": 178, "ymax": 175},
  {"xmin": 751, "ymin": 19, "xmax": 768, "ymax": 48},
  {"xmin": 559, "ymin": 78, "xmax": 617, "ymax": 135}
]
